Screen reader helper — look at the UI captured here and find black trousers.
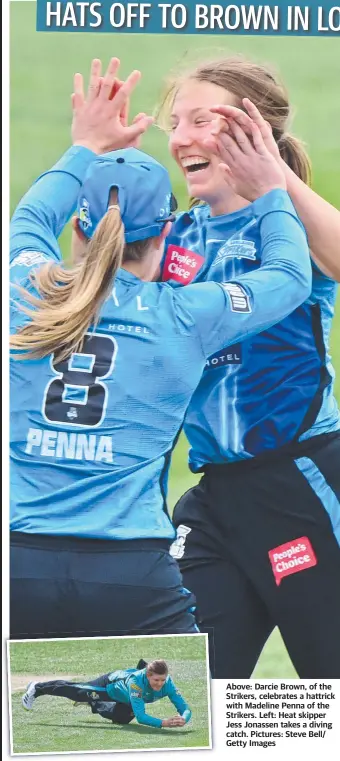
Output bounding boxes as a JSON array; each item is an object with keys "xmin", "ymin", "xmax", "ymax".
[
  {"xmin": 34, "ymin": 674, "xmax": 134, "ymax": 724},
  {"xmin": 10, "ymin": 536, "xmax": 197, "ymax": 639},
  {"xmin": 172, "ymin": 432, "xmax": 340, "ymax": 678}
]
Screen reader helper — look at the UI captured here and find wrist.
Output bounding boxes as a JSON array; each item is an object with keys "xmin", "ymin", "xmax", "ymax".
[
  {"xmin": 278, "ymin": 156, "xmax": 292, "ymax": 179},
  {"xmin": 72, "ymin": 140, "xmax": 102, "ymax": 154},
  {"xmin": 251, "ymin": 182, "xmax": 287, "ymax": 200}
]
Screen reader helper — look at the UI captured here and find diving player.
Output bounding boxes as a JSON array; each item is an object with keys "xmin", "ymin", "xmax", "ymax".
[{"xmin": 22, "ymin": 660, "xmax": 191, "ymax": 728}]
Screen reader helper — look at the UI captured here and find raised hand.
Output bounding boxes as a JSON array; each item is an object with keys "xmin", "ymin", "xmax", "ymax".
[
  {"xmin": 210, "ymin": 99, "xmax": 281, "ymax": 162},
  {"xmin": 204, "ymin": 116, "xmax": 287, "ymax": 202},
  {"xmin": 71, "ymin": 58, "xmax": 153, "ymax": 155}
]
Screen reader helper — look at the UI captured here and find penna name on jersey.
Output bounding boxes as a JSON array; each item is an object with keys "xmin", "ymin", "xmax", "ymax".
[{"xmin": 25, "ymin": 427, "xmax": 114, "ymax": 463}]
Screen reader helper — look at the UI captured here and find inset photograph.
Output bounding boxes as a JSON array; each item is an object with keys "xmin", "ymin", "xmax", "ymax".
[{"xmin": 8, "ymin": 633, "xmax": 211, "ymax": 754}]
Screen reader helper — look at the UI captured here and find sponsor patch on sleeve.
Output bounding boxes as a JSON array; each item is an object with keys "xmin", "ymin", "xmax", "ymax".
[
  {"xmin": 10, "ymin": 251, "xmax": 49, "ymax": 269},
  {"xmin": 222, "ymin": 282, "xmax": 251, "ymax": 313},
  {"xmin": 268, "ymin": 536, "xmax": 317, "ymax": 586},
  {"xmin": 162, "ymin": 245, "xmax": 204, "ymax": 285}
]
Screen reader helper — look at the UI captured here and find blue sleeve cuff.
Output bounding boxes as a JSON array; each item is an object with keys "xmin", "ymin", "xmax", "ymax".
[
  {"xmin": 252, "ymin": 188, "xmax": 299, "ymax": 219},
  {"xmin": 35, "ymin": 145, "xmax": 97, "ymax": 186}
]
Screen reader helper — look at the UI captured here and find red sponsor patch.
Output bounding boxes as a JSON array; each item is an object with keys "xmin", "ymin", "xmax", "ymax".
[
  {"xmin": 268, "ymin": 536, "xmax": 317, "ymax": 586},
  {"xmin": 162, "ymin": 245, "xmax": 204, "ymax": 285}
]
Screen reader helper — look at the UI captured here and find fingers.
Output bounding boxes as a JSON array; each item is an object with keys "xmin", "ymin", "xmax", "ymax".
[
  {"xmin": 99, "ymin": 57, "xmax": 120, "ymax": 99},
  {"xmin": 218, "ymin": 162, "xmax": 236, "ymax": 191},
  {"xmin": 125, "ymin": 115, "xmax": 154, "ymax": 141},
  {"xmin": 228, "ymin": 120, "xmax": 253, "ymax": 154},
  {"xmin": 203, "ymin": 135, "xmax": 222, "ymax": 156},
  {"xmin": 112, "ymin": 69, "xmax": 141, "ymax": 111},
  {"xmin": 107, "ymin": 77, "xmax": 130, "ymax": 125},
  {"xmin": 73, "ymin": 73, "xmax": 84, "ymax": 110},
  {"xmin": 168, "ymin": 717, "xmax": 184, "ymax": 727},
  {"xmin": 132, "ymin": 112, "xmax": 148, "ymax": 124},
  {"xmin": 210, "ymin": 115, "xmax": 229, "ymax": 136},
  {"xmin": 87, "ymin": 59, "xmax": 102, "ymax": 102},
  {"xmin": 212, "ymin": 130, "xmax": 245, "ymax": 163},
  {"xmin": 203, "ymin": 132, "xmax": 237, "ymax": 164},
  {"xmin": 242, "ymin": 98, "xmax": 273, "ymax": 140},
  {"xmin": 242, "ymin": 98, "xmax": 265, "ymax": 124},
  {"xmin": 210, "ymin": 104, "xmax": 253, "ymax": 133},
  {"xmin": 250, "ymin": 122, "xmax": 267, "ymax": 155},
  {"xmin": 115, "ymin": 78, "xmax": 130, "ymax": 125}
]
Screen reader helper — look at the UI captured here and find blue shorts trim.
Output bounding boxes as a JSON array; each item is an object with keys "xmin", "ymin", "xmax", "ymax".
[{"xmin": 295, "ymin": 456, "xmax": 340, "ymax": 545}]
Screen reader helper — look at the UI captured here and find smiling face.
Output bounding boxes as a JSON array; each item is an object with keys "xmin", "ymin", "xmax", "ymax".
[
  {"xmin": 168, "ymin": 79, "xmax": 238, "ymax": 213},
  {"xmin": 147, "ymin": 671, "xmax": 168, "ymax": 691}
]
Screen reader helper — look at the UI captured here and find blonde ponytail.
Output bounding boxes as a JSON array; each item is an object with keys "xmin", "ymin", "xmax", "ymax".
[
  {"xmin": 11, "ymin": 208, "xmax": 124, "ymax": 361},
  {"xmin": 278, "ymin": 133, "xmax": 312, "ymax": 186}
]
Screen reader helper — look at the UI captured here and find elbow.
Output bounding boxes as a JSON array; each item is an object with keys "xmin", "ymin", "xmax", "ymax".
[
  {"xmin": 300, "ymin": 270, "xmax": 313, "ymax": 302},
  {"xmin": 136, "ymin": 715, "xmax": 149, "ymax": 727},
  {"xmin": 292, "ymin": 264, "xmax": 312, "ymax": 306}
]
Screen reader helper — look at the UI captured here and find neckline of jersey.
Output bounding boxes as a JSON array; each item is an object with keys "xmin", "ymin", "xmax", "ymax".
[
  {"xmin": 203, "ymin": 203, "xmax": 254, "ymax": 225},
  {"xmin": 116, "ymin": 268, "xmax": 143, "ymax": 285}
]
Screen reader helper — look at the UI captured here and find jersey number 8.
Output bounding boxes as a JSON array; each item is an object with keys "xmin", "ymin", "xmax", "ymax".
[{"xmin": 42, "ymin": 334, "xmax": 117, "ymax": 428}]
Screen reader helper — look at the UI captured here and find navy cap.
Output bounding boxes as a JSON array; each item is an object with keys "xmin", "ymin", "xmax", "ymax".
[{"xmin": 77, "ymin": 147, "xmax": 177, "ymax": 243}]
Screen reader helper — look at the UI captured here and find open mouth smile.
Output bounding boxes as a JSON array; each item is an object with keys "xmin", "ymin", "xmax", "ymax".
[{"xmin": 181, "ymin": 156, "xmax": 211, "ymax": 175}]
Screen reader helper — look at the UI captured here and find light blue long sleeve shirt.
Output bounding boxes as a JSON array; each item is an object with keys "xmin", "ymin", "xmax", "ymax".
[{"xmin": 10, "ymin": 146, "xmax": 312, "ymax": 538}]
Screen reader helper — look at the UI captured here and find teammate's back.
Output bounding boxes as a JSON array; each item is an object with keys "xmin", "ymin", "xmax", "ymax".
[{"xmin": 10, "ymin": 143, "xmax": 312, "ymax": 541}]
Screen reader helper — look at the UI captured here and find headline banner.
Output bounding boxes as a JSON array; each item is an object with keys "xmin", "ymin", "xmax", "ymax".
[{"xmin": 36, "ymin": 0, "xmax": 340, "ymax": 34}]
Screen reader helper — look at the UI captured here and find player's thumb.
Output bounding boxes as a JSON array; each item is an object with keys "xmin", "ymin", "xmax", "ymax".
[
  {"xmin": 218, "ymin": 162, "xmax": 236, "ymax": 192},
  {"xmin": 126, "ymin": 115, "xmax": 154, "ymax": 142}
]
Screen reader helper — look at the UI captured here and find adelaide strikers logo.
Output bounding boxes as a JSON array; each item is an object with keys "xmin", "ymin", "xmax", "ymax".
[
  {"xmin": 79, "ymin": 198, "xmax": 92, "ymax": 231},
  {"xmin": 212, "ymin": 239, "xmax": 257, "ymax": 267}
]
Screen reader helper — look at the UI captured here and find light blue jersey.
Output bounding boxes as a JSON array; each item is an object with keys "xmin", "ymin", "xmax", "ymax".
[
  {"xmin": 162, "ymin": 204, "xmax": 339, "ymax": 468},
  {"xmin": 10, "ymin": 147, "xmax": 311, "ymax": 539}
]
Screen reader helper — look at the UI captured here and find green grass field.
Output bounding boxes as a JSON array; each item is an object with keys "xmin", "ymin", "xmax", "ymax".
[
  {"xmin": 9, "ymin": 635, "xmax": 210, "ymax": 754},
  {"xmin": 10, "ymin": 4, "xmax": 340, "ymax": 680}
]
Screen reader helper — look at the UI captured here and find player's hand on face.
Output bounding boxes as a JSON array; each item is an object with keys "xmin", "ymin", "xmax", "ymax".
[
  {"xmin": 209, "ymin": 100, "xmax": 282, "ymax": 163},
  {"xmin": 71, "ymin": 58, "xmax": 153, "ymax": 154},
  {"xmin": 203, "ymin": 116, "xmax": 287, "ymax": 201}
]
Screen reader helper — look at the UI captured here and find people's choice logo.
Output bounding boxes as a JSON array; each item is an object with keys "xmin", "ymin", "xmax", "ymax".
[
  {"xmin": 268, "ymin": 536, "xmax": 317, "ymax": 586},
  {"xmin": 162, "ymin": 245, "xmax": 204, "ymax": 284}
]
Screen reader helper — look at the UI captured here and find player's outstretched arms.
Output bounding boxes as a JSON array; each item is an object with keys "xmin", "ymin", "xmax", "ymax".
[
  {"xmin": 10, "ymin": 58, "xmax": 153, "ymax": 266},
  {"xmin": 128, "ymin": 690, "xmax": 164, "ymax": 729},
  {"xmin": 166, "ymin": 678, "xmax": 192, "ymax": 724}
]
